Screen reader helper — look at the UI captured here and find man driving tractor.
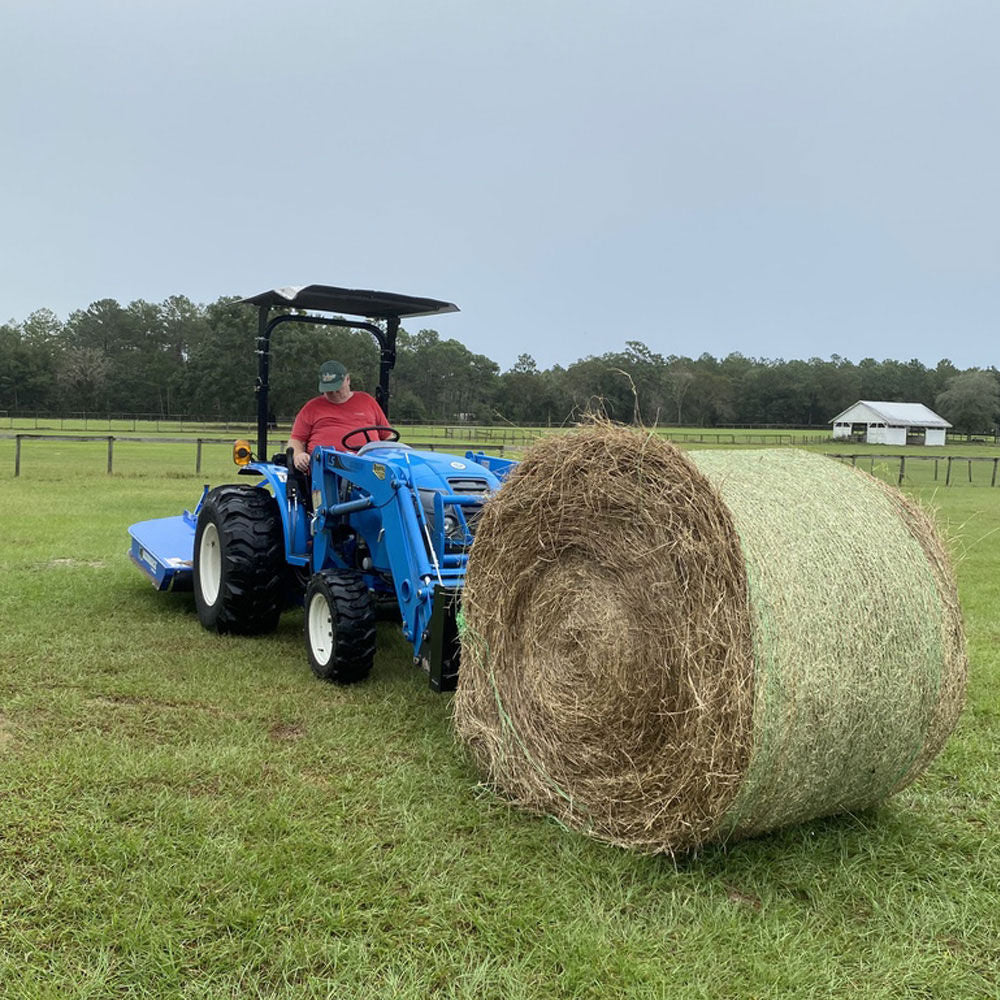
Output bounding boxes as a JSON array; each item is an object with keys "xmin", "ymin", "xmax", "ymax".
[{"xmin": 288, "ymin": 360, "xmax": 393, "ymax": 472}]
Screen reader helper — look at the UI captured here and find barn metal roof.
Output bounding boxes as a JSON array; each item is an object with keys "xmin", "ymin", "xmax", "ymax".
[
  {"xmin": 241, "ymin": 285, "xmax": 459, "ymax": 319},
  {"xmin": 829, "ymin": 400, "xmax": 951, "ymax": 428}
]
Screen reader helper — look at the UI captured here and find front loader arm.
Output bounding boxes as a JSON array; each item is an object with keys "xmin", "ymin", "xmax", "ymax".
[{"xmin": 309, "ymin": 448, "xmax": 465, "ymax": 686}]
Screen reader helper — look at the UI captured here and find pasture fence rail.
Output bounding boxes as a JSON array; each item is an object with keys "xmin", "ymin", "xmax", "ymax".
[
  {"xmin": 1, "ymin": 413, "xmax": 546, "ymax": 440},
  {"xmin": 2, "ymin": 412, "xmax": 259, "ymax": 434},
  {"xmin": 3, "ymin": 433, "xmax": 508, "ymax": 477},
  {"xmin": 7, "ymin": 434, "xmax": 998, "ymax": 486},
  {"xmin": 830, "ymin": 453, "xmax": 1000, "ymax": 487}
]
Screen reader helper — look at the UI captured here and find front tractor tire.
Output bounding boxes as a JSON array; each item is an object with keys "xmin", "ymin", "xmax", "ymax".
[
  {"xmin": 305, "ymin": 570, "xmax": 376, "ymax": 684},
  {"xmin": 193, "ymin": 485, "xmax": 284, "ymax": 635}
]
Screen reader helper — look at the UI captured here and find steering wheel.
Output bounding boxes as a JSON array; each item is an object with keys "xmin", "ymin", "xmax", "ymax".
[{"xmin": 341, "ymin": 425, "xmax": 401, "ymax": 452}]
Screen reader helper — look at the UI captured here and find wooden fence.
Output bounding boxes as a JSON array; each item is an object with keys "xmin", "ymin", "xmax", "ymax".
[
  {"xmin": 831, "ymin": 453, "xmax": 1000, "ymax": 487},
  {"xmin": 4, "ymin": 434, "xmax": 507, "ymax": 477},
  {"xmin": 7, "ymin": 434, "xmax": 997, "ymax": 486}
]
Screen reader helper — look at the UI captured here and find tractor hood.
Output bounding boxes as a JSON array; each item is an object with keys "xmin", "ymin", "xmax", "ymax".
[{"xmin": 362, "ymin": 445, "xmax": 502, "ymax": 495}]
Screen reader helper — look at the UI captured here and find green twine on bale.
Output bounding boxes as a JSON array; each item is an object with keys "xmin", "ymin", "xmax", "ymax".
[{"xmin": 691, "ymin": 450, "xmax": 949, "ymax": 840}]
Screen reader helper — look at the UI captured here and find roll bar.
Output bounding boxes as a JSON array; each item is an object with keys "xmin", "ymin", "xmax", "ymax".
[{"xmin": 243, "ymin": 285, "xmax": 458, "ymax": 459}]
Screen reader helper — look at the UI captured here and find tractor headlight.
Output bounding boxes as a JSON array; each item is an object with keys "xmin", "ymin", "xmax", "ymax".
[{"xmin": 419, "ymin": 488, "xmax": 482, "ymax": 546}]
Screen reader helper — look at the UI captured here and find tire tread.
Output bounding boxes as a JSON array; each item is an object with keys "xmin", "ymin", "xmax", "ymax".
[
  {"xmin": 305, "ymin": 570, "xmax": 376, "ymax": 683},
  {"xmin": 194, "ymin": 485, "xmax": 284, "ymax": 635}
]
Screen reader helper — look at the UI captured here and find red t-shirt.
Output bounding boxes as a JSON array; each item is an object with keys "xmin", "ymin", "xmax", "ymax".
[{"xmin": 290, "ymin": 392, "xmax": 390, "ymax": 452}]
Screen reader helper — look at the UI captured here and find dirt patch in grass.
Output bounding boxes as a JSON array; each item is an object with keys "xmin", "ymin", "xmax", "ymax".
[
  {"xmin": 268, "ymin": 722, "xmax": 305, "ymax": 742},
  {"xmin": 725, "ymin": 884, "xmax": 763, "ymax": 911},
  {"xmin": 188, "ymin": 775, "xmax": 224, "ymax": 798},
  {"xmin": 299, "ymin": 769, "xmax": 333, "ymax": 788},
  {"xmin": 87, "ymin": 693, "xmax": 224, "ymax": 715}
]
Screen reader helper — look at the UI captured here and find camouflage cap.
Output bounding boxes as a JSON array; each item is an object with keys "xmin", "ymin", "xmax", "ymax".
[{"xmin": 318, "ymin": 360, "xmax": 347, "ymax": 393}]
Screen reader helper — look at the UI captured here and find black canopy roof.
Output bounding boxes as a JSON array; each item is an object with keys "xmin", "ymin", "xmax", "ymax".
[{"xmin": 241, "ymin": 284, "xmax": 459, "ymax": 319}]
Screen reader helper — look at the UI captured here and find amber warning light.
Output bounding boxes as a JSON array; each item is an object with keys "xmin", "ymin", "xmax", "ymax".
[{"xmin": 232, "ymin": 440, "xmax": 253, "ymax": 466}]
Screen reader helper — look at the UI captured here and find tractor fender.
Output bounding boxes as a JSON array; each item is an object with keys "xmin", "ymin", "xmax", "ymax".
[{"xmin": 243, "ymin": 462, "xmax": 310, "ymax": 566}]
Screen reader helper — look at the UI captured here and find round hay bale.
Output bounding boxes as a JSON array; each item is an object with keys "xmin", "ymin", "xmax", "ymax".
[{"xmin": 454, "ymin": 425, "xmax": 967, "ymax": 854}]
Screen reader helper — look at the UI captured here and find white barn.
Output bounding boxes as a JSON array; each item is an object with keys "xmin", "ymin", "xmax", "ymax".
[{"xmin": 830, "ymin": 401, "xmax": 951, "ymax": 446}]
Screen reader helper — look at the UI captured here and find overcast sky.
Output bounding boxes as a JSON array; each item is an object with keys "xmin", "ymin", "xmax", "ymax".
[{"xmin": 2, "ymin": 1, "xmax": 997, "ymax": 371}]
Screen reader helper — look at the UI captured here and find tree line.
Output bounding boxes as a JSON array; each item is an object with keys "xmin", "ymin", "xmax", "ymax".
[{"xmin": 2, "ymin": 295, "xmax": 999, "ymax": 433}]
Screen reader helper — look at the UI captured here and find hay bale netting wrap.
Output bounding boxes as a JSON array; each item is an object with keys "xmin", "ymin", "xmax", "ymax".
[{"xmin": 454, "ymin": 426, "xmax": 967, "ymax": 853}]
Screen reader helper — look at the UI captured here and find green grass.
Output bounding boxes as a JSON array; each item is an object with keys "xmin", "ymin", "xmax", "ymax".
[{"xmin": 0, "ymin": 449, "xmax": 998, "ymax": 998}]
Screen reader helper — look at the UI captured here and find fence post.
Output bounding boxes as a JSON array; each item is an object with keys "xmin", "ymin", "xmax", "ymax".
[
  {"xmin": 993, "ymin": 458, "xmax": 998, "ymax": 487},
  {"xmin": 15, "ymin": 435, "xmax": 21, "ymax": 477},
  {"xmin": 196, "ymin": 439, "xmax": 203, "ymax": 474},
  {"xmin": 934, "ymin": 459, "xmax": 939, "ymax": 481},
  {"xmin": 898, "ymin": 456, "xmax": 905, "ymax": 485},
  {"xmin": 968, "ymin": 460, "xmax": 973, "ymax": 484},
  {"xmin": 107, "ymin": 436, "xmax": 114, "ymax": 474},
  {"xmin": 946, "ymin": 457, "xmax": 952, "ymax": 485}
]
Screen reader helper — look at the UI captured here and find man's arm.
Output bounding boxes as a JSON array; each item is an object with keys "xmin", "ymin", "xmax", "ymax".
[
  {"xmin": 289, "ymin": 436, "xmax": 310, "ymax": 473},
  {"xmin": 289, "ymin": 401, "xmax": 314, "ymax": 472},
  {"xmin": 371, "ymin": 397, "xmax": 393, "ymax": 439}
]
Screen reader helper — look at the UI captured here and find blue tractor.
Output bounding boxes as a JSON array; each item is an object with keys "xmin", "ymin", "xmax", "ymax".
[{"xmin": 128, "ymin": 285, "xmax": 515, "ymax": 691}]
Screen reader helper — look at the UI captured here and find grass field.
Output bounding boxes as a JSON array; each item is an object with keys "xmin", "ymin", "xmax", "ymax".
[{"xmin": 0, "ymin": 439, "xmax": 998, "ymax": 998}]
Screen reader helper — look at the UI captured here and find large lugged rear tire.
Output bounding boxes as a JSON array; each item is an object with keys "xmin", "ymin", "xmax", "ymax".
[
  {"xmin": 305, "ymin": 570, "xmax": 376, "ymax": 683},
  {"xmin": 193, "ymin": 485, "xmax": 284, "ymax": 635}
]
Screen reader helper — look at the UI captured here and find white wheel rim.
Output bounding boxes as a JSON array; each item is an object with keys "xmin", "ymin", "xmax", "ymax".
[
  {"xmin": 308, "ymin": 592, "xmax": 334, "ymax": 665},
  {"xmin": 198, "ymin": 522, "xmax": 222, "ymax": 605}
]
